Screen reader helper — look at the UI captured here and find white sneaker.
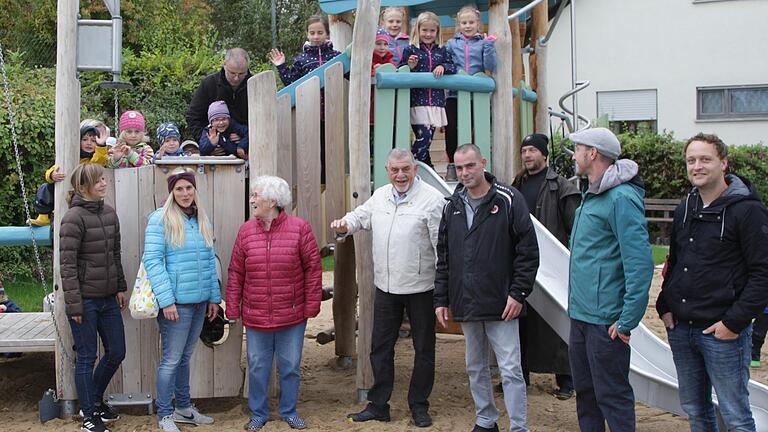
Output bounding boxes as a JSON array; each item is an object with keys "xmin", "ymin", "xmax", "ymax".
[
  {"xmin": 173, "ymin": 405, "xmax": 214, "ymax": 425},
  {"xmin": 158, "ymin": 415, "xmax": 181, "ymax": 432}
]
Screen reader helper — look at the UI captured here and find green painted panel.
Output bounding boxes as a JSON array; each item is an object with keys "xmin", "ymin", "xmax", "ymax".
[
  {"xmin": 457, "ymin": 90, "xmax": 472, "ymax": 145},
  {"xmin": 373, "ymin": 64, "xmax": 398, "ymax": 189},
  {"xmin": 394, "ymin": 65, "xmax": 411, "ymax": 150},
  {"xmin": 473, "ymin": 73, "xmax": 492, "ymax": 170}
]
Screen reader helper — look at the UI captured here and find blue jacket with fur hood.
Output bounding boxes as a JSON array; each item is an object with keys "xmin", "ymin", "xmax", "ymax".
[{"xmin": 143, "ymin": 208, "xmax": 221, "ymax": 308}]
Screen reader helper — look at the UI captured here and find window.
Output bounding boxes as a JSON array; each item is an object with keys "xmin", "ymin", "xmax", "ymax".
[
  {"xmin": 597, "ymin": 89, "xmax": 658, "ymax": 134},
  {"xmin": 697, "ymin": 85, "xmax": 768, "ymax": 120}
]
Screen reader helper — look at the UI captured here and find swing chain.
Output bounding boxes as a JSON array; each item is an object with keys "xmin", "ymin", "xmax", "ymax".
[
  {"xmin": 0, "ymin": 42, "xmax": 75, "ymax": 373},
  {"xmin": 113, "ymin": 89, "xmax": 119, "ymax": 135}
]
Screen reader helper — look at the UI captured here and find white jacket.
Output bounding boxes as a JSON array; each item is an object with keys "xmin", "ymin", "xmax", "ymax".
[{"xmin": 342, "ymin": 178, "xmax": 445, "ymax": 294}]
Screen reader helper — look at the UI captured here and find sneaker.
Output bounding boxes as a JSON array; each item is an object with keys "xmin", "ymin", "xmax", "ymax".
[
  {"xmin": 173, "ymin": 405, "xmax": 214, "ymax": 425},
  {"xmin": 284, "ymin": 415, "xmax": 307, "ymax": 429},
  {"xmin": 82, "ymin": 416, "xmax": 110, "ymax": 432},
  {"xmin": 244, "ymin": 418, "xmax": 267, "ymax": 431},
  {"xmin": 751, "ymin": 359, "xmax": 761, "ymax": 368},
  {"xmin": 471, "ymin": 423, "xmax": 500, "ymax": 432},
  {"xmin": 96, "ymin": 404, "xmax": 120, "ymax": 423},
  {"xmin": 445, "ymin": 163, "xmax": 458, "ymax": 181},
  {"xmin": 555, "ymin": 387, "xmax": 574, "ymax": 400},
  {"xmin": 158, "ymin": 415, "xmax": 181, "ymax": 432}
]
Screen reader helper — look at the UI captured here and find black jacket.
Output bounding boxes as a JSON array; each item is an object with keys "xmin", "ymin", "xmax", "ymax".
[
  {"xmin": 656, "ymin": 175, "xmax": 768, "ymax": 333},
  {"xmin": 434, "ymin": 173, "xmax": 540, "ymax": 321},
  {"xmin": 185, "ymin": 68, "xmax": 252, "ymax": 141}
]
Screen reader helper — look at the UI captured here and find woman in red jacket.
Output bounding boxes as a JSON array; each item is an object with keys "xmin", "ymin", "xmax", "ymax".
[{"xmin": 226, "ymin": 175, "xmax": 322, "ymax": 431}]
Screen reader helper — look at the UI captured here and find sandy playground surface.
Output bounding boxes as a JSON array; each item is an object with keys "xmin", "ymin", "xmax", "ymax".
[{"xmin": 2, "ymin": 270, "xmax": 766, "ymax": 431}]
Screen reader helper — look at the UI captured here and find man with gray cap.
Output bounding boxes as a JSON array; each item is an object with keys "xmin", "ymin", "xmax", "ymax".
[{"xmin": 567, "ymin": 127, "xmax": 653, "ymax": 431}]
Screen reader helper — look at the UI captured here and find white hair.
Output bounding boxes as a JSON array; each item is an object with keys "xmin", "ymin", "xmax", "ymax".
[
  {"xmin": 224, "ymin": 48, "xmax": 250, "ymax": 65},
  {"xmin": 387, "ymin": 148, "xmax": 416, "ymax": 166},
  {"xmin": 251, "ymin": 176, "xmax": 292, "ymax": 209}
]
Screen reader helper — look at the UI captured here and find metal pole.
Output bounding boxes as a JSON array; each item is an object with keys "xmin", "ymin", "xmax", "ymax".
[
  {"xmin": 271, "ymin": 0, "xmax": 277, "ymax": 48},
  {"xmin": 570, "ymin": 0, "xmax": 579, "ymax": 131},
  {"xmin": 507, "ymin": 0, "xmax": 546, "ymax": 21}
]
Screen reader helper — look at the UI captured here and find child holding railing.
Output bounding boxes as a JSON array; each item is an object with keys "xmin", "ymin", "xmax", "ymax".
[
  {"xmin": 108, "ymin": 110, "xmax": 155, "ymax": 168},
  {"xmin": 399, "ymin": 11, "xmax": 456, "ymax": 168}
]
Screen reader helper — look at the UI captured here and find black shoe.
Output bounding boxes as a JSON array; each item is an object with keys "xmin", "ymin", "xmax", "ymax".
[
  {"xmin": 347, "ymin": 404, "xmax": 390, "ymax": 422},
  {"xmin": 555, "ymin": 387, "xmax": 574, "ymax": 400},
  {"xmin": 96, "ymin": 404, "xmax": 120, "ymax": 422},
  {"xmin": 471, "ymin": 423, "xmax": 499, "ymax": 432},
  {"xmin": 412, "ymin": 410, "xmax": 432, "ymax": 428},
  {"xmin": 82, "ymin": 416, "xmax": 110, "ymax": 432}
]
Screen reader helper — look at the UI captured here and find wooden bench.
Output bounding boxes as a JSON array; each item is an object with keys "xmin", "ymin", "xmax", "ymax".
[
  {"xmin": 0, "ymin": 312, "xmax": 55, "ymax": 353},
  {"xmin": 645, "ymin": 198, "xmax": 680, "ymax": 244}
]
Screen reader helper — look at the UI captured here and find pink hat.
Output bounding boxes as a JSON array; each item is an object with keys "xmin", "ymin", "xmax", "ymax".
[
  {"xmin": 119, "ymin": 110, "xmax": 145, "ymax": 132},
  {"xmin": 375, "ymin": 33, "xmax": 390, "ymax": 43}
]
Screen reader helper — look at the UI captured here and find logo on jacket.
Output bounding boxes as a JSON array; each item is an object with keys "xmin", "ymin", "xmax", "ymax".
[{"xmin": 490, "ymin": 205, "xmax": 499, "ymax": 214}]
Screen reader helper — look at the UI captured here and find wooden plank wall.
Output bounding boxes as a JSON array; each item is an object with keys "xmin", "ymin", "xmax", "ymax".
[
  {"xmin": 324, "ymin": 62, "xmax": 347, "ymax": 245},
  {"xmin": 295, "ymin": 76, "xmax": 322, "ymax": 242}
]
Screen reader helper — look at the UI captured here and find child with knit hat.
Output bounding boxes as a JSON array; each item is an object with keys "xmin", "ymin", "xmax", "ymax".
[
  {"xmin": 154, "ymin": 122, "xmax": 189, "ymax": 160},
  {"xmin": 108, "ymin": 110, "xmax": 155, "ymax": 168},
  {"xmin": 199, "ymin": 101, "xmax": 249, "ymax": 159}
]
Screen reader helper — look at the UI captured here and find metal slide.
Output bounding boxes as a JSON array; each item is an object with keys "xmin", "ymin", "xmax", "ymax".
[{"xmin": 417, "ymin": 162, "xmax": 768, "ymax": 429}]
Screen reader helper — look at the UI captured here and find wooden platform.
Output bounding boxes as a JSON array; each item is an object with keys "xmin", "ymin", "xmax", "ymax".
[{"xmin": 0, "ymin": 312, "xmax": 56, "ymax": 353}]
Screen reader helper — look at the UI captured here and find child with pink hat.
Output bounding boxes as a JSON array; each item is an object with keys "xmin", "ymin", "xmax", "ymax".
[{"xmin": 108, "ymin": 110, "xmax": 155, "ymax": 168}]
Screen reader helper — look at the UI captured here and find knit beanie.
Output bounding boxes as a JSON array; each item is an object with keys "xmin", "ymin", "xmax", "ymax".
[
  {"xmin": 167, "ymin": 171, "xmax": 197, "ymax": 193},
  {"xmin": 119, "ymin": 110, "xmax": 145, "ymax": 132},
  {"xmin": 156, "ymin": 122, "xmax": 181, "ymax": 145},
  {"xmin": 80, "ymin": 125, "xmax": 100, "ymax": 139},
  {"xmin": 521, "ymin": 133, "xmax": 549, "ymax": 157},
  {"xmin": 207, "ymin": 101, "xmax": 230, "ymax": 123},
  {"xmin": 375, "ymin": 33, "xmax": 390, "ymax": 43},
  {"xmin": 569, "ymin": 127, "xmax": 621, "ymax": 160}
]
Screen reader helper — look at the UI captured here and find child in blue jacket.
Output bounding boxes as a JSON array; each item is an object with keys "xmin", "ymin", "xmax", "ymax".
[
  {"xmin": 444, "ymin": 6, "xmax": 497, "ymax": 178},
  {"xmin": 399, "ymin": 11, "xmax": 456, "ymax": 167},
  {"xmin": 199, "ymin": 101, "xmax": 249, "ymax": 159},
  {"xmin": 377, "ymin": 7, "xmax": 410, "ymax": 65},
  {"xmin": 154, "ymin": 122, "xmax": 190, "ymax": 161}
]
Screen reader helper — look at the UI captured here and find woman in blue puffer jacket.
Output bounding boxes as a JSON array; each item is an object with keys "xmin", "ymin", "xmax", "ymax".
[{"xmin": 143, "ymin": 167, "xmax": 221, "ymax": 432}]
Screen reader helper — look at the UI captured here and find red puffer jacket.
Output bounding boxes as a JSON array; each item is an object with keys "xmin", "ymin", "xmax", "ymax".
[{"xmin": 226, "ymin": 211, "xmax": 322, "ymax": 330}]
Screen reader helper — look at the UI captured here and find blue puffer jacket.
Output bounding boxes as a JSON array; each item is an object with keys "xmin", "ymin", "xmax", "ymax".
[
  {"xmin": 143, "ymin": 208, "xmax": 221, "ymax": 308},
  {"xmin": 276, "ymin": 41, "xmax": 341, "ymax": 86},
  {"xmin": 398, "ymin": 43, "xmax": 456, "ymax": 108},
  {"xmin": 198, "ymin": 119, "xmax": 249, "ymax": 157},
  {"xmin": 446, "ymin": 33, "xmax": 497, "ymax": 76},
  {"xmin": 377, "ymin": 28, "xmax": 410, "ymax": 65}
]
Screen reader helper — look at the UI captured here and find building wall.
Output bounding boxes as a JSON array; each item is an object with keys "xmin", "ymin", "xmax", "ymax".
[{"xmin": 544, "ymin": 0, "xmax": 768, "ymax": 145}]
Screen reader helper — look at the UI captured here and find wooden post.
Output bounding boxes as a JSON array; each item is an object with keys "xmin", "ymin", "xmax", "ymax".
[
  {"xmin": 330, "ymin": 12, "xmax": 354, "ymax": 50},
  {"xmin": 248, "ymin": 71, "xmax": 279, "ymax": 180},
  {"xmin": 489, "ymin": 0, "xmax": 513, "ymax": 183},
  {"xmin": 530, "ymin": 2, "xmax": 549, "ymax": 135},
  {"xmin": 511, "ymin": 17, "xmax": 524, "ymax": 177},
  {"xmin": 333, "ymin": 239, "xmax": 357, "ymax": 358},
  {"xmin": 349, "ymin": 0, "xmax": 380, "ymax": 401},
  {"xmin": 53, "ymin": 0, "xmax": 80, "ymax": 408}
]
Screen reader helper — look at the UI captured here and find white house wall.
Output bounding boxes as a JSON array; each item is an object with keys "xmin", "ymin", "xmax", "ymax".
[{"xmin": 544, "ymin": 0, "xmax": 768, "ymax": 145}]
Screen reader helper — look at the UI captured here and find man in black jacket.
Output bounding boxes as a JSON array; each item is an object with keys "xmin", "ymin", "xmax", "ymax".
[
  {"xmin": 435, "ymin": 144, "xmax": 539, "ymax": 432},
  {"xmin": 185, "ymin": 48, "xmax": 252, "ymax": 142},
  {"xmin": 512, "ymin": 133, "xmax": 580, "ymax": 400},
  {"xmin": 656, "ymin": 133, "xmax": 768, "ymax": 432}
]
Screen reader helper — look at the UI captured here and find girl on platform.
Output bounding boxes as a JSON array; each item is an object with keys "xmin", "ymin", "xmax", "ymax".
[
  {"xmin": 143, "ymin": 167, "xmax": 220, "ymax": 432},
  {"xmin": 445, "ymin": 6, "xmax": 497, "ymax": 180},
  {"xmin": 60, "ymin": 163, "xmax": 127, "ymax": 432},
  {"xmin": 377, "ymin": 7, "xmax": 410, "ymax": 65},
  {"xmin": 108, "ymin": 110, "xmax": 154, "ymax": 168},
  {"xmin": 399, "ymin": 11, "xmax": 456, "ymax": 167}
]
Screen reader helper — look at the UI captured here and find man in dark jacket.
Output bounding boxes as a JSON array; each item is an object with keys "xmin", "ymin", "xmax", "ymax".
[
  {"xmin": 656, "ymin": 133, "xmax": 768, "ymax": 432},
  {"xmin": 512, "ymin": 133, "xmax": 580, "ymax": 400},
  {"xmin": 435, "ymin": 144, "xmax": 539, "ymax": 432},
  {"xmin": 185, "ymin": 48, "xmax": 252, "ymax": 141}
]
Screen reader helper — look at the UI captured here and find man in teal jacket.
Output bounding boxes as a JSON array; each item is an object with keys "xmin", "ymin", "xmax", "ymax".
[{"xmin": 567, "ymin": 127, "xmax": 653, "ymax": 432}]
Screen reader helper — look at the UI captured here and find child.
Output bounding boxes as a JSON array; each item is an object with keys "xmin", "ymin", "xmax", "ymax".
[
  {"xmin": 199, "ymin": 101, "xmax": 249, "ymax": 159},
  {"xmin": 108, "ymin": 110, "xmax": 154, "ymax": 168},
  {"xmin": 444, "ymin": 6, "xmax": 497, "ymax": 179},
  {"xmin": 81, "ymin": 119, "xmax": 113, "ymax": 148},
  {"xmin": 269, "ymin": 15, "xmax": 341, "ymax": 86},
  {"xmin": 399, "ymin": 11, "xmax": 456, "ymax": 167},
  {"xmin": 378, "ymin": 7, "xmax": 410, "ymax": 65},
  {"xmin": 29, "ymin": 124, "xmax": 108, "ymax": 226},
  {"xmin": 154, "ymin": 123, "xmax": 188, "ymax": 160},
  {"xmin": 181, "ymin": 140, "xmax": 200, "ymax": 156}
]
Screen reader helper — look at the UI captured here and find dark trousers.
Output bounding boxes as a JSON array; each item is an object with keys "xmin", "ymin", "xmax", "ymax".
[
  {"xmin": 68, "ymin": 296, "xmax": 126, "ymax": 417},
  {"xmin": 368, "ymin": 288, "xmax": 436, "ymax": 414},
  {"xmin": 569, "ymin": 319, "xmax": 635, "ymax": 432},
  {"xmin": 411, "ymin": 125, "xmax": 435, "ymax": 167},
  {"xmin": 752, "ymin": 312, "xmax": 768, "ymax": 360},
  {"xmin": 445, "ymin": 98, "xmax": 458, "ymax": 163}
]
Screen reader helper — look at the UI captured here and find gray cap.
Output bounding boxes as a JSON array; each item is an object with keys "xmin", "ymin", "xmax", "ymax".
[{"xmin": 569, "ymin": 127, "xmax": 621, "ymax": 160}]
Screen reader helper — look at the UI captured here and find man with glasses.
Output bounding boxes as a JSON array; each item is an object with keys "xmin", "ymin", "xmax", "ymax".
[
  {"xmin": 331, "ymin": 148, "xmax": 445, "ymax": 428},
  {"xmin": 186, "ymin": 48, "xmax": 252, "ymax": 142}
]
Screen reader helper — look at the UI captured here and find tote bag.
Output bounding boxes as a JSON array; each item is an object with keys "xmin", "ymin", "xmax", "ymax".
[{"xmin": 129, "ymin": 261, "xmax": 159, "ymax": 319}]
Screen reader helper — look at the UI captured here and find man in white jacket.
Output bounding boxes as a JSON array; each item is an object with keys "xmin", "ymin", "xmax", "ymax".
[{"xmin": 332, "ymin": 148, "xmax": 445, "ymax": 428}]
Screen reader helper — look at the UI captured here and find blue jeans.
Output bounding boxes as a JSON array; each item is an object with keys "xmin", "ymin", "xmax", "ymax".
[
  {"xmin": 68, "ymin": 296, "xmax": 126, "ymax": 418},
  {"xmin": 156, "ymin": 303, "xmax": 207, "ymax": 418},
  {"xmin": 568, "ymin": 319, "xmax": 635, "ymax": 432},
  {"xmin": 461, "ymin": 320, "xmax": 527, "ymax": 432},
  {"xmin": 245, "ymin": 322, "xmax": 307, "ymax": 423},
  {"xmin": 667, "ymin": 322, "xmax": 756, "ymax": 432}
]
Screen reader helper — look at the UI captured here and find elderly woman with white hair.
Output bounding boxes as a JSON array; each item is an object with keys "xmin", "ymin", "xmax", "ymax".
[{"xmin": 226, "ymin": 175, "xmax": 322, "ymax": 431}]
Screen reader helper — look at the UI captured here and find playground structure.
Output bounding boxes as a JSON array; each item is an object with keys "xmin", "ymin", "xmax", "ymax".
[{"xmin": 2, "ymin": 0, "xmax": 768, "ymax": 428}]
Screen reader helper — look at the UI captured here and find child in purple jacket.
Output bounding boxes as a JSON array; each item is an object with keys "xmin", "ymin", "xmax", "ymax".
[{"xmin": 399, "ymin": 12, "xmax": 456, "ymax": 167}]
